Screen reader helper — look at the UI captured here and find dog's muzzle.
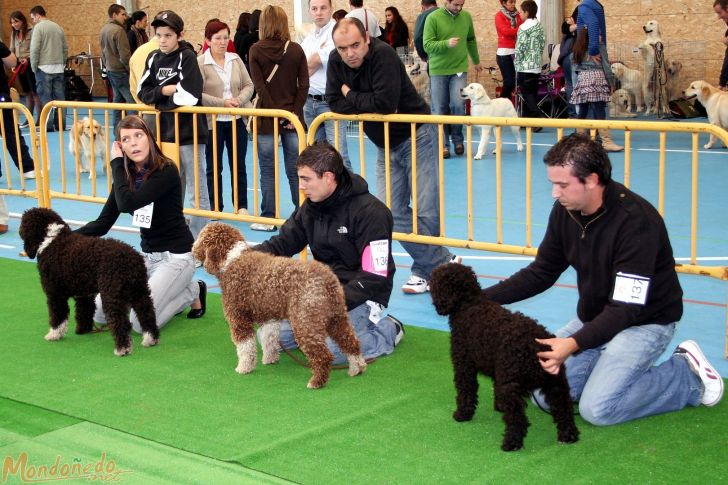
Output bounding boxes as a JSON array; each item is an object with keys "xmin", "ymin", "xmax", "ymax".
[
  {"xmin": 683, "ymin": 93, "xmax": 697, "ymax": 101},
  {"xmin": 643, "ymin": 26, "xmax": 653, "ymax": 33}
]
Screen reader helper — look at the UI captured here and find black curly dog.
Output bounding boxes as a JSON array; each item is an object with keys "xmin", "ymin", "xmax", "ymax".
[
  {"xmin": 429, "ymin": 263, "xmax": 579, "ymax": 451},
  {"xmin": 19, "ymin": 207, "xmax": 159, "ymax": 356}
]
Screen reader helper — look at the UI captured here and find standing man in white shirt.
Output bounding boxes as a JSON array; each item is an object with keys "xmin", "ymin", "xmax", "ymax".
[
  {"xmin": 302, "ymin": 0, "xmax": 351, "ymax": 170},
  {"xmin": 345, "ymin": 0, "xmax": 382, "ymax": 39}
]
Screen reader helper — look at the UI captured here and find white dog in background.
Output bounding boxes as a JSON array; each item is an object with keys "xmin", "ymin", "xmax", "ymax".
[
  {"xmin": 683, "ymin": 81, "xmax": 728, "ymax": 149},
  {"xmin": 69, "ymin": 118, "xmax": 106, "ymax": 178},
  {"xmin": 460, "ymin": 83, "xmax": 523, "ymax": 160},
  {"xmin": 639, "ymin": 20, "xmax": 664, "ymax": 115},
  {"xmin": 611, "ymin": 62, "xmax": 645, "ymax": 113},
  {"xmin": 609, "ymin": 89, "xmax": 636, "ymax": 118}
]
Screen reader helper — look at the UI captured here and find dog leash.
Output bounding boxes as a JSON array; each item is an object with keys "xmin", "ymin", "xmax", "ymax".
[{"xmin": 7, "ymin": 60, "xmax": 27, "ymax": 89}]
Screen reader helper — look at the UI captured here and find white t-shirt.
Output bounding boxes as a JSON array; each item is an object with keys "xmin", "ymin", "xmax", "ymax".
[
  {"xmin": 300, "ymin": 19, "xmax": 336, "ymax": 96},
  {"xmin": 345, "ymin": 8, "xmax": 382, "ymax": 38}
]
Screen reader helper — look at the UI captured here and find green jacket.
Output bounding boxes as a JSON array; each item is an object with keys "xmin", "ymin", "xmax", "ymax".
[
  {"xmin": 514, "ymin": 19, "xmax": 545, "ymax": 73},
  {"xmin": 422, "ymin": 8, "xmax": 479, "ymax": 75}
]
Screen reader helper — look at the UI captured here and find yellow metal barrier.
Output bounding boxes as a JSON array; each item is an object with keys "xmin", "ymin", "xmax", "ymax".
[
  {"xmin": 308, "ymin": 112, "xmax": 728, "ymax": 281},
  {"xmin": 0, "ymin": 102, "xmax": 44, "ymax": 206},
  {"xmin": 38, "ymin": 101, "xmax": 306, "ymax": 228}
]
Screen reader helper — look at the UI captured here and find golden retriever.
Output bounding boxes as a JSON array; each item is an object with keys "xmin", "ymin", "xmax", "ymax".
[
  {"xmin": 683, "ymin": 81, "xmax": 728, "ymax": 149},
  {"xmin": 638, "ymin": 20, "xmax": 665, "ymax": 115},
  {"xmin": 460, "ymin": 83, "xmax": 523, "ymax": 160},
  {"xmin": 69, "ymin": 118, "xmax": 106, "ymax": 178},
  {"xmin": 609, "ymin": 89, "xmax": 636, "ymax": 118},
  {"xmin": 611, "ymin": 62, "xmax": 645, "ymax": 113}
]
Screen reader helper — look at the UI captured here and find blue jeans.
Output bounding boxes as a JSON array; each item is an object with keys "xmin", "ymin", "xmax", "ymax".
[
  {"xmin": 562, "ymin": 55, "xmax": 577, "ymax": 117},
  {"xmin": 532, "ymin": 318, "xmax": 703, "ymax": 426},
  {"xmin": 375, "ymin": 124, "xmax": 453, "ymax": 279},
  {"xmin": 106, "ymin": 70, "xmax": 135, "ymax": 128},
  {"xmin": 206, "ymin": 118, "xmax": 248, "ymax": 212},
  {"xmin": 178, "ymin": 143, "xmax": 211, "ymax": 238},
  {"xmin": 94, "ymin": 251, "xmax": 198, "ymax": 333},
  {"xmin": 303, "ymin": 97, "xmax": 352, "ymax": 170},
  {"xmin": 273, "ymin": 303, "xmax": 398, "ymax": 364},
  {"xmin": 35, "ymin": 69, "xmax": 65, "ymax": 131},
  {"xmin": 429, "ymin": 74, "xmax": 467, "ymax": 145},
  {"xmin": 257, "ymin": 130, "xmax": 299, "ymax": 218}
]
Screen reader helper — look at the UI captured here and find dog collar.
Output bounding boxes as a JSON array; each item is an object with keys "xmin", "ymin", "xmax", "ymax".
[
  {"xmin": 36, "ymin": 222, "xmax": 64, "ymax": 256},
  {"xmin": 220, "ymin": 240, "xmax": 248, "ymax": 273}
]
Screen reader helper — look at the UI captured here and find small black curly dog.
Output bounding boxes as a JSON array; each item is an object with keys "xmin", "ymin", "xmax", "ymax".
[
  {"xmin": 429, "ymin": 263, "xmax": 579, "ymax": 451},
  {"xmin": 19, "ymin": 207, "xmax": 159, "ymax": 356}
]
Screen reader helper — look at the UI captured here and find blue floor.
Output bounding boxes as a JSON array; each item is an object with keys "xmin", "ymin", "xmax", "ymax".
[{"xmin": 2, "ymin": 116, "xmax": 727, "ymax": 375}]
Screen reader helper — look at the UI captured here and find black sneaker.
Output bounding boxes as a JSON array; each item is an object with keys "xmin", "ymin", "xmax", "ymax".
[{"xmin": 388, "ymin": 315, "xmax": 405, "ymax": 346}]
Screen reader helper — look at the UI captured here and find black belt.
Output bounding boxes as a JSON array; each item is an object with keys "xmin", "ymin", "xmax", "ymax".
[{"xmin": 308, "ymin": 94, "xmax": 325, "ymax": 101}]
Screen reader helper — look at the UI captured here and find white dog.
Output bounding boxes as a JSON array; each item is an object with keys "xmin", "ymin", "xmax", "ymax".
[
  {"xmin": 460, "ymin": 83, "xmax": 523, "ymax": 160},
  {"xmin": 611, "ymin": 62, "xmax": 645, "ymax": 113},
  {"xmin": 69, "ymin": 118, "xmax": 106, "ymax": 178},
  {"xmin": 683, "ymin": 81, "xmax": 728, "ymax": 149},
  {"xmin": 609, "ymin": 89, "xmax": 636, "ymax": 118},
  {"xmin": 638, "ymin": 20, "xmax": 664, "ymax": 115}
]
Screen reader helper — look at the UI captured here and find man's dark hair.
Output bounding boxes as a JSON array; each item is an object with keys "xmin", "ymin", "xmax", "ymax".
[
  {"xmin": 349, "ymin": 0, "xmax": 364, "ymax": 7},
  {"xmin": 543, "ymin": 133, "xmax": 612, "ymax": 185},
  {"xmin": 108, "ymin": 4, "xmax": 126, "ymax": 17},
  {"xmin": 30, "ymin": 5, "xmax": 46, "ymax": 16},
  {"xmin": 332, "ymin": 17, "xmax": 367, "ymax": 38},
  {"xmin": 520, "ymin": 0, "xmax": 538, "ymax": 19},
  {"xmin": 714, "ymin": 0, "xmax": 728, "ymax": 8},
  {"xmin": 422, "ymin": 0, "xmax": 437, "ymax": 5},
  {"xmin": 296, "ymin": 142, "xmax": 345, "ymax": 184}
]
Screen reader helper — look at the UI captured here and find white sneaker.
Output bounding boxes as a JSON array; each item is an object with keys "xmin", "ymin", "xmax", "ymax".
[
  {"xmin": 250, "ymin": 223, "xmax": 276, "ymax": 232},
  {"xmin": 450, "ymin": 255, "xmax": 462, "ymax": 264},
  {"xmin": 23, "ymin": 170, "xmax": 35, "ymax": 179},
  {"xmin": 237, "ymin": 208, "xmax": 249, "ymax": 216},
  {"xmin": 674, "ymin": 340, "xmax": 724, "ymax": 406},
  {"xmin": 402, "ymin": 275, "xmax": 428, "ymax": 294}
]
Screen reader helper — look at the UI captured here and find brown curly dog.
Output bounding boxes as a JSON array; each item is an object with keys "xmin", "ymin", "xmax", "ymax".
[
  {"xmin": 19, "ymin": 207, "xmax": 159, "ymax": 356},
  {"xmin": 192, "ymin": 223, "xmax": 367, "ymax": 389},
  {"xmin": 429, "ymin": 263, "xmax": 579, "ymax": 451}
]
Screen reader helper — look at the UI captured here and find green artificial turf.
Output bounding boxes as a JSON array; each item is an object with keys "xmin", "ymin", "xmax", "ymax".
[{"xmin": 1, "ymin": 258, "xmax": 727, "ymax": 484}]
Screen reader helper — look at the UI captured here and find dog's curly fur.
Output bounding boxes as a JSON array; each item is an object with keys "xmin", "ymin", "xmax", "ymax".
[
  {"xmin": 19, "ymin": 207, "xmax": 158, "ymax": 356},
  {"xmin": 192, "ymin": 223, "xmax": 367, "ymax": 389},
  {"xmin": 429, "ymin": 263, "xmax": 579, "ymax": 451}
]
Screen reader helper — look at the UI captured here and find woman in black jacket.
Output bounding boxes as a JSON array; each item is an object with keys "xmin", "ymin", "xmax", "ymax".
[
  {"xmin": 76, "ymin": 116, "xmax": 206, "ymax": 331},
  {"xmin": 379, "ymin": 6, "xmax": 409, "ymax": 50}
]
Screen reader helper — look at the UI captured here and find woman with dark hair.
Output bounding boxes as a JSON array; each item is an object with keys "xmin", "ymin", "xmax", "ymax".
[
  {"xmin": 514, "ymin": 0, "xmax": 544, "ymax": 130},
  {"xmin": 76, "ymin": 115, "xmax": 207, "ymax": 329},
  {"xmin": 558, "ymin": 7, "xmax": 579, "ymax": 118},
  {"xmin": 238, "ymin": 9, "xmax": 261, "ymax": 69},
  {"xmin": 332, "ymin": 9, "xmax": 348, "ymax": 22},
  {"xmin": 379, "ymin": 6, "xmax": 409, "ymax": 49},
  {"xmin": 9, "ymin": 11, "xmax": 41, "ymax": 123},
  {"xmin": 233, "ymin": 12, "xmax": 251, "ymax": 55},
  {"xmin": 494, "ymin": 0, "xmax": 522, "ymax": 100},
  {"xmin": 571, "ymin": 27, "xmax": 612, "ymax": 127},
  {"xmin": 126, "ymin": 10, "xmax": 148, "ymax": 54},
  {"xmin": 248, "ymin": 5, "xmax": 308, "ymax": 231},
  {"xmin": 198, "ymin": 20, "xmax": 254, "ymax": 215}
]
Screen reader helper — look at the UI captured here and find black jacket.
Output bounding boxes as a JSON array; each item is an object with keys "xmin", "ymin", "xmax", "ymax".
[
  {"xmin": 76, "ymin": 157, "xmax": 194, "ymax": 254},
  {"xmin": 482, "ymin": 181, "xmax": 683, "ymax": 350},
  {"xmin": 326, "ymin": 37, "xmax": 429, "ymax": 148},
  {"xmin": 138, "ymin": 42, "xmax": 208, "ymax": 145},
  {"xmin": 256, "ymin": 171, "xmax": 395, "ymax": 310}
]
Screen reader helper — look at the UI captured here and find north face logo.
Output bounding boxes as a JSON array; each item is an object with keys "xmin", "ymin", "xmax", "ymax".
[{"xmin": 337, "ymin": 226, "xmax": 348, "ymax": 234}]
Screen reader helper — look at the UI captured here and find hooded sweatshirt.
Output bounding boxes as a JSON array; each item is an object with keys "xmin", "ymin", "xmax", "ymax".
[
  {"xmin": 137, "ymin": 41, "xmax": 207, "ymax": 145},
  {"xmin": 256, "ymin": 170, "xmax": 395, "ymax": 309},
  {"xmin": 248, "ymin": 39, "xmax": 309, "ymax": 135}
]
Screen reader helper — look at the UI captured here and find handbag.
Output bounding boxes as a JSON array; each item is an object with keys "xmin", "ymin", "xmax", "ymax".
[{"xmin": 246, "ymin": 40, "xmax": 290, "ymax": 132}]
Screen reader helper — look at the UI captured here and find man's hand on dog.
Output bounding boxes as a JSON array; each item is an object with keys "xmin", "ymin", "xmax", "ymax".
[{"xmin": 535, "ymin": 337, "xmax": 579, "ymax": 375}]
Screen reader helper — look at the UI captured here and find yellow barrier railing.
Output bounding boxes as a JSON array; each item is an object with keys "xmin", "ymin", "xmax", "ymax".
[
  {"xmin": 38, "ymin": 101, "xmax": 306, "ymax": 229},
  {"xmin": 308, "ymin": 112, "xmax": 728, "ymax": 281},
  {"xmin": 0, "ymin": 102, "xmax": 44, "ymax": 206}
]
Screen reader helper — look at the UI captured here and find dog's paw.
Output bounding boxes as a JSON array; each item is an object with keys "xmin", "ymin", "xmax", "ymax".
[
  {"xmin": 45, "ymin": 321, "xmax": 68, "ymax": 341},
  {"xmin": 557, "ymin": 428, "xmax": 580, "ymax": 444},
  {"xmin": 501, "ymin": 440, "xmax": 524, "ymax": 452},
  {"xmin": 261, "ymin": 352, "xmax": 280, "ymax": 365},
  {"xmin": 307, "ymin": 376, "xmax": 327, "ymax": 389},
  {"xmin": 704, "ymin": 142, "xmax": 714, "ymax": 149},
  {"xmin": 474, "ymin": 152, "xmax": 485, "ymax": 160},
  {"xmin": 235, "ymin": 363, "xmax": 255, "ymax": 374},
  {"xmin": 347, "ymin": 354, "xmax": 367, "ymax": 376},
  {"xmin": 114, "ymin": 345, "xmax": 132, "ymax": 357},
  {"xmin": 516, "ymin": 144, "xmax": 524, "ymax": 152},
  {"xmin": 141, "ymin": 332, "xmax": 159, "ymax": 347},
  {"xmin": 452, "ymin": 408, "xmax": 474, "ymax": 422}
]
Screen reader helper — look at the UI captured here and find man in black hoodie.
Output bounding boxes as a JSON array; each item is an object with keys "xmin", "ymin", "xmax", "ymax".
[
  {"xmin": 483, "ymin": 134, "xmax": 723, "ymax": 425},
  {"xmin": 255, "ymin": 142, "xmax": 404, "ymax": 362},
  {"xmin": 138, "ymin": 10, "xmax": 210, "ymax": 238}
]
